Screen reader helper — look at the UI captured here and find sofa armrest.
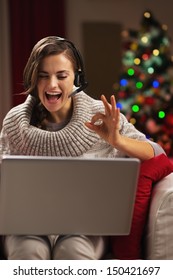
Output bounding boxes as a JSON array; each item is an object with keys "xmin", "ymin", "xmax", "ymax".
[{"xmin": 145, "ymin": 173, "xmax": 173, "ymax": 259}]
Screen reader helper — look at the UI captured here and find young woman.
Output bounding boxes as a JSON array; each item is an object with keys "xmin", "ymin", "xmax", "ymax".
[{"xmin": 0, "ymin": 36, "xmax": 164, "ymax": 259}]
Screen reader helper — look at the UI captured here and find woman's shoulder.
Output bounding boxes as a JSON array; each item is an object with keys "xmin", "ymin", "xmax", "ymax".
[
  {"xmin": 5, "ymin": 95, "xmax": 35, "ymax": 115},
  {"xmin": 3, "ymin": 95, "xmax": 35, "ymax": 123},
  {"xmin": 78, "ymin": 91, "xmax": 104, "ymax": 112}
]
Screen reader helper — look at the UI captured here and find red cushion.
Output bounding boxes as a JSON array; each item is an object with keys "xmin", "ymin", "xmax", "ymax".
[{"xmin": 111, "ymin": 154, "xmax": 173, "ymax": 259}]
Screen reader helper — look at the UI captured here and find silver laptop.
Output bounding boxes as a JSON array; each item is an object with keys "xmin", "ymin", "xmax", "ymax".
[{"xmin": 0, "ymin": 155, "xmax": 140, "ymax": 235}]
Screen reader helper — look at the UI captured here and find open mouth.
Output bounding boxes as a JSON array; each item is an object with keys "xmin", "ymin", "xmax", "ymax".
[{"xmin": 45, "ymin": 92, "xmax": 62, "ymax": 101}]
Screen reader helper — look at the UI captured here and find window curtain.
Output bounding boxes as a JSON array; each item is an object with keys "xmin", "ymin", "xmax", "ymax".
[
  {"xmin": 0, "ymin": 0, "xmax": 12, "ymax": 129},
  {"xmin": 8, "ymin": 0, "xmax": 66, "ymax": 106}
]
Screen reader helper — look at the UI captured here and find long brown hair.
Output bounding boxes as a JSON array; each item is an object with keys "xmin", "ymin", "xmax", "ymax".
[
  {"xmin": 23, "ymin": 36, "xmax": 78, "ymax": 97},
  {"xmin": 25, "ymin": 36, "xmax": 78, "ymax": 127}
]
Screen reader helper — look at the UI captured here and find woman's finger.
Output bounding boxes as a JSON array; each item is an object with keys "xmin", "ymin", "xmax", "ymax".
[
  {"xmin": 90, "ymin": 112, "xmax": 105, "ymax": 125},
  {"xmin": 101, "ymin": 95, "xmax": 112, "ymax": 115},
  {"xmin": 110, "ymin": 95, "xmax": 117, "ymax": 115}
]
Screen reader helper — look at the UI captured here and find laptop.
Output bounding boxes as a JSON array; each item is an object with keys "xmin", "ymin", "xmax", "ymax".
[{"xmin": 0, "ymin": 155, "xmax": 140, "ymax": 235}]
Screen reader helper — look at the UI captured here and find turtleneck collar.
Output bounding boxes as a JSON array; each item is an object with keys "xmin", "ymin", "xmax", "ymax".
[{"xmin": 4, "ymin": 92, "xmax": 103, "ymax": 157}]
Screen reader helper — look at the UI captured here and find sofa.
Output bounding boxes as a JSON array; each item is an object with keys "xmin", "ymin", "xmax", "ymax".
[
  {"xmin": 0, "ymin": 156, "xmax": 173, "ymax": 260},
  {"xmin": 145, "ymin": 172, "xmax": 173, "ymax": 259}
]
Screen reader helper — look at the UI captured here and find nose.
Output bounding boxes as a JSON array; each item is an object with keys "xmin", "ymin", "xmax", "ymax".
[{"xmin": 49, "ymin": 75, "xmax": 58, "ymax": 88}]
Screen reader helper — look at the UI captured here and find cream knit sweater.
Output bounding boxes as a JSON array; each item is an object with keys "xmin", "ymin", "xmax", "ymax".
[{"xmin": 1, "ymin": 92, "xmax": 161, "ymax": 158}]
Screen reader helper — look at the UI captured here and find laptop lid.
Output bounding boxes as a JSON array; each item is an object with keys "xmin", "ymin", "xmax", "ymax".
[{"xmin": 0, "ymin": 155, "xmax": 140, "ymax": 235}]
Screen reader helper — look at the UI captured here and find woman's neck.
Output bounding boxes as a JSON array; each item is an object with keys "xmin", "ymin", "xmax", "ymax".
[{"xmin": 46, "ymin": 98, "xmax": 73, "ymax": 124}]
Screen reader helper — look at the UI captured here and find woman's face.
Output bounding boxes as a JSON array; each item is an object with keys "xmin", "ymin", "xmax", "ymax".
[{"xmin": 37, "ymin": 53, "xmax": 75, "ymax": 122}]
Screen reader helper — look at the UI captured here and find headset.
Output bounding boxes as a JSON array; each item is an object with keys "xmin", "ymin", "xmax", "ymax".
[{"xmin": 56, "ymin": 37, "xmax": 88, "ymax": 97}]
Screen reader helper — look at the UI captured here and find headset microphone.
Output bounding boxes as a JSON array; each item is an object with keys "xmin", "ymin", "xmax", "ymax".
[{"xmin": 68, "ymin": 82, "xmax": 88, "ymax": 98}]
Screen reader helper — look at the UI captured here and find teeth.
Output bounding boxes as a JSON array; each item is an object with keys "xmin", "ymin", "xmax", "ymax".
[
  {"xmin": 45, "ymin": 91, "xmax": 62, "ymax": 101},
  {"xmin": 46, "ymin": 91, "xmax": 61, "ymax": 96}
]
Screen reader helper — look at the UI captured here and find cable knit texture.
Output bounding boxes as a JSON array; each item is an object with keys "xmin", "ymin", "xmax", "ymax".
[{"xmin": 2, "ymin": 91, "xmax": 147, "ymax": 157}]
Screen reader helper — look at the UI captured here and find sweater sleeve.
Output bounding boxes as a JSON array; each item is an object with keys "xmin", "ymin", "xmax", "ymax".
[
  {"xmin": 0, "ymin": 127, "xmax": 11, "ymax": 156},
  {"xmin": 147, "ymin": 140, "xmax": 165, "ymax": 156},
  {"xmin": 119, "ymin": 113, "xmax": 165, "ymax": 156}
]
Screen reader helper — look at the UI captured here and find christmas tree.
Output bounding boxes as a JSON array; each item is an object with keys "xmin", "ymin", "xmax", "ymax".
[{"xmin": 114, "ymin": 11, "xmax": 173, "ymax": 156}]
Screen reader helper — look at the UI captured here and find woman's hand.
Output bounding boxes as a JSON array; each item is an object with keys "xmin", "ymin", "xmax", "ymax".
[
  {"xmin": 85, "ymin": 94, "xmax": 155, "ymax": 160},
  {"xmin": 85, "ymin": 94, "xmax": 121, "ymax": 147}
]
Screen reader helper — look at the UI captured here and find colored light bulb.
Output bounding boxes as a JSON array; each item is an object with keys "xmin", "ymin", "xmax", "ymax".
[
  {"xmin": 152, "ymin": 80, "xmax": 160, "ymax": 88},
  {"xmin": 158, "ymin": 111, "xmax": 165, "ymax": 118},
  {"xmin": 136, "ymin": 82, "xmax": 143, "ymax": 89},
  {"xmin": 120, "ymin": 79, "xmax": 128, "ymax": 86},
  {"xmin": 127, "ymin": 68, "xmax": 135, "ymax": 76},
  {"xmin": 132, "ymin": 104, "xmax": 140, "ymax": 112}
]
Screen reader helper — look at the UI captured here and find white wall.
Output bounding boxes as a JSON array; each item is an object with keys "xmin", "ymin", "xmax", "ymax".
[{"xmin": 66, "ymin": 0, "xmax": 173, "ymax": 54}]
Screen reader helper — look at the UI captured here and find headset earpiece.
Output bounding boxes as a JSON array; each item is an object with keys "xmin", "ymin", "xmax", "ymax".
[
  {"xmin": 55, "ymin": 37, "xmax": 88, "ymax": 95},
  {"xmin": 56, "ymin": 37, "xmax": 88, "ymax": 90},
  {"xmin": 74, "ymin": 70, "xmax": 84, "ymax": 87}
]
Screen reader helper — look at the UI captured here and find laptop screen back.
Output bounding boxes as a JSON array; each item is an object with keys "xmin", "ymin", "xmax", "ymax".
[{"xmin": 0, "ymin": 156, "xmax": 140, "ymax": 235}]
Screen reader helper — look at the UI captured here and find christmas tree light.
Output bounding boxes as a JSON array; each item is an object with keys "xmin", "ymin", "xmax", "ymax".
[{"xmin": 114, "ymin": 10, "xmax": 173, "ymax": 156}]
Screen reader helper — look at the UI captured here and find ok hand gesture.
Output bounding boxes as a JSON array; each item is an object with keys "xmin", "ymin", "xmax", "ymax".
[{"xmin": 85, "ymin": 95, "xmax": 121, "ymax": 147}]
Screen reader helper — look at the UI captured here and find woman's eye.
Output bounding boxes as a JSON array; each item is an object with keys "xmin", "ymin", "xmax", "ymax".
[
  {"xmin": 58, "ymin": 75, "xmax": 67, "ymax": 80},
  {"xmin": 38, "ymin": 73, "xmax": 68, "ymax": 80},
  {"xmin": 38, "ymin": 74, "xmax": 49, "ymax": 79}
]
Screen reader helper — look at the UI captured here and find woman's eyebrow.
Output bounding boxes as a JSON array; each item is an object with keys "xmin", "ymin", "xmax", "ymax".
[{"xmin": 38, "ymin": 70, "xmax": 69, "ymax": 74}]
